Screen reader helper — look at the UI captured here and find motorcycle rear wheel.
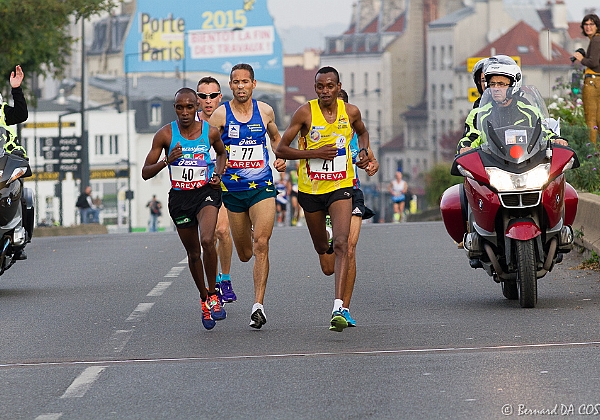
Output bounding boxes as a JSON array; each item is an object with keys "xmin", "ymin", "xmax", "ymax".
[
  {"xmin": 516, "ymin": 239, "xmax": 537, "ymax": 308},
  {"xmin": 502, "ymin": 280, "xmax": 519, "ymax": 300}
]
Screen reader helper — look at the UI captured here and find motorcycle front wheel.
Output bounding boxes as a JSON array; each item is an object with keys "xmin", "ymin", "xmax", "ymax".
[{"xmin": 516, "ymin": 239, "xmax": 537, "ymax": 308}]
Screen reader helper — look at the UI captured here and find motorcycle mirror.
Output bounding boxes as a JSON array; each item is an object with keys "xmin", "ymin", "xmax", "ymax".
[{"xmin": 527, "ymin": 119, "xmax": 542, "ymax": 154}]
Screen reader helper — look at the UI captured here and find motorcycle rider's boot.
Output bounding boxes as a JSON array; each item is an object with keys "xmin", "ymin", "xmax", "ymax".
[{"xmin": 14, "ymin": 248, "xmax": 27, "ymax": 260}]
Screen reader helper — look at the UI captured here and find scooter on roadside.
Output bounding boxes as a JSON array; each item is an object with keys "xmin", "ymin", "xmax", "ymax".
[
  {"xmin": 0, "ymin": 128, "xmax": 34, "ymax": 276},
  {"xmin": 440, "ymin": 86, "xmax": 579, "ymax": 308}
]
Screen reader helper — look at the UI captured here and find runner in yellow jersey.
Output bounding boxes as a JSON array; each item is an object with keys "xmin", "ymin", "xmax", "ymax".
[{"xmin": 276, "ymin": 66, "xmax": 372, "ymax": 332}]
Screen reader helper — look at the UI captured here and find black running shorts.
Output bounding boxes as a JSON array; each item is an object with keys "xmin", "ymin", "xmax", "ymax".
[
  {"xmin": 298, "ymin": 187, "xmax": 353, "ymax": 213},
  {"xmin": 168, "ymin": 184, "xmax": 222, "ymax": 228}
]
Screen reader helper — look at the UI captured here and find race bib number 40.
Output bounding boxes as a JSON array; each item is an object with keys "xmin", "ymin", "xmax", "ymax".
[
  {"xmin": 229, "ymin": 144, "xmax": 264, "ymax": 169},
  {"xmin": 308, "ymin": 154, "xmax": 347, "ymax": 181},
  {"xmin": 171, "ymin": 159, "xmax": 208, "ymax": 190}
]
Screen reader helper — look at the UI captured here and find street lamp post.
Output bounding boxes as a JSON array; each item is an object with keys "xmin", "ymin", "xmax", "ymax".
[
  {"xmin": 124, "ymin": 49, "xmax": 161, "ymax": 233},
  {"xmin": 124, "ymin": 52, "xmax": 139, "ymax": 233}
]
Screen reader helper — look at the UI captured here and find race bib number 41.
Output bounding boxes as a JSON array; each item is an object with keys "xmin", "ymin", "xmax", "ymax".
[
  {"xmin": 308, "ymin": 154, "xmax": 347, "ymax": 181},
  {"xmin": 229, "ymin": 144, "xmax": 264, "ymax": 169}
]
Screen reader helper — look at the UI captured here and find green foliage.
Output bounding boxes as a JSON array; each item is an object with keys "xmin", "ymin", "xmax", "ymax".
[
  {"xmin": 0, "ymin": 0, "xmax": 115, "ymax": 90},
  {"xmin": 547, "ymin": 75, "xmax": 586, "ymax": 126},
  {"xmin": 563, "ymin": 124, "xmax": 600, "ymax": 193},
  {"xmin": 424, "ymin": 163, "xmax": 462, "ymax": 206}
]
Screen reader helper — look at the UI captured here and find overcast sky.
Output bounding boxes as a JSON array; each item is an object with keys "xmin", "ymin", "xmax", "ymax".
[{"xmin": 267, "ymin": 0, "xmax": 600, "ymax": 48}]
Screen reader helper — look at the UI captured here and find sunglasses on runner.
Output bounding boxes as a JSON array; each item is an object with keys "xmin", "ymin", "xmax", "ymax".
[{"xmin": 197, "ymin": 92, "xmax": 220, "ymax": 99}]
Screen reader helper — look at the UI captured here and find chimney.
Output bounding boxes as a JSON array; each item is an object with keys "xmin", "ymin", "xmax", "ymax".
[
  {"xmin": 539, "ymin": 29, "xmax": 552, "ymax": 61},
  {"xmin": 551, "ymin": 0, "xmax": 568, "ymax": 30}
]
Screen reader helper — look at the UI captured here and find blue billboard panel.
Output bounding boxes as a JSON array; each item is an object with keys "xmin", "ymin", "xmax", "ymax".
[{"xmin": 123, "ymin": 0, "xmax": 283, "ymax": 85}]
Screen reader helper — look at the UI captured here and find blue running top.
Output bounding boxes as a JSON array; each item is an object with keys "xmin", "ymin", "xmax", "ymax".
[
  {"xmin": 168, "ymin": 120, "xmax": 214, "ymax": 191},
  {"xmin": 220, "ymin": 99, "xmax": 273, "ymax": 192}
]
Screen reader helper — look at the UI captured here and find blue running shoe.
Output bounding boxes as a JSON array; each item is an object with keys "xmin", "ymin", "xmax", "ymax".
[
  {"xmin": 207, "ymin": 293, "xmax": 226, "ymax": 321},
  {"xmin": 341, "ymin": 309, "xmax": 356, "ymax": 327},
  {"xmin": 220, "ymin": 280, "xmax": 237, "ymax": 303},
  {"xmin": 329, "ymin": 310, "xmax": 348, "ymax": 332},
  {"xmin": 201, "ymin": 301, "xmax": 216, "ymax": 330}
]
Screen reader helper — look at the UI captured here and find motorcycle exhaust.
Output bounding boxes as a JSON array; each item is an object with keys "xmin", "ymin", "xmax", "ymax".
[
  {"xmin": 464, "ymin": 232, "xmax": 483, "ymax": 258},
  {"xmin": 13, "ymin": 226, "xmax": 26, "ymax": 247},
  {"xmin": 559, "ymin": 225, "xmax": 574, "ymax": 248}
]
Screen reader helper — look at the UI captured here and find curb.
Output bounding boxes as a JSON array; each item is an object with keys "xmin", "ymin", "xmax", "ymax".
[
  {"xmin": 572, "ymin": 192, "xmax": 600, "ymax": 256},
  {"xmin": 34, "ymin": 224, "xmax": 108, "ymax": 237}
]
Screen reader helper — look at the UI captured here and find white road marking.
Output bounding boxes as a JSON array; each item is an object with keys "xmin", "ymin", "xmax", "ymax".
[
  {"xmin": 107, "ymin": 330, "xmax": 134, "ymax": 353},
  {"xmin": 147, "ymin": 282, "xmax": 172, "ymax": 296},
  {"xmin": 165, "ymin": 266, "xmax": 185, "ymax": 277},
  {"xmin": 60, "ymin": 366, "xmax": 107, "ymax": 398},
  {"xmin": 4, "ymin": 340, "xmax": 600, "ymax": 369},
  {"xmin": 35, "ymin": 414, "xmax": 63, "ymax": 420},
  {"xmin": 125, "ymin": 303, "xmax": 155, "ymax": 322},
  {"xmin": 179, "ymin": 257, "xmax": 188, "ymax": 264}
]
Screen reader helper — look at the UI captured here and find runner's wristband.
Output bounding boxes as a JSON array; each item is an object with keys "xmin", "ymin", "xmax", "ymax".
[
  {"xmin": 163, "ymin": 157, "xmax": 169, "ymax": 167},
  {"xmin": 359, "ymin": 148, "xmax": 368, "ymax": 156}
]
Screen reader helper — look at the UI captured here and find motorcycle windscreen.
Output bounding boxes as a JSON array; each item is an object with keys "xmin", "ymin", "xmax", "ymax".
[{"xmin": 477, "ymin": 86, "xmax": 552, "ymax": 165}]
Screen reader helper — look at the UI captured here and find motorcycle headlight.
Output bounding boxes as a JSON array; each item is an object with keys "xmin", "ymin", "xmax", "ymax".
[{"xmin": 486, "ymin": 163, "xmax": 550, "ymax": 192}]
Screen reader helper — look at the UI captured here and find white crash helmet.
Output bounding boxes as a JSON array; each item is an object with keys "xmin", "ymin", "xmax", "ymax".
[{"xmin": 484, "ymin": 55, "xmax": 522, "ymax": 99}]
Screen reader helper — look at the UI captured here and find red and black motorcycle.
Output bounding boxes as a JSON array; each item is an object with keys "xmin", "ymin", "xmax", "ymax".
[{"xmin": 440, "ymin": 86, "xmax": 579, "ymax": 308}]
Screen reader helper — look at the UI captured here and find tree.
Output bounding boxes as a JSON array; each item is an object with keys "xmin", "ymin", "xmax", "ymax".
[
  {"xmin": 424, "ymin": 163, "xmax": 462, "ymax": 207},
  {"xmin": 0, "ymin": 0, "xmax": 115, "ymax": 91},
  {"xmin": 439, "ymin": 126, "xmax": 465, "ymax": 161}
]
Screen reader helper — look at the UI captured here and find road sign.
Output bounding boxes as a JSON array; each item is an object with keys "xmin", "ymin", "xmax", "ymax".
[
  {"xmin": 39, "ymin": 136, "xmax": 83, "ymax": 167},
  {"xmin": 468, "ymin": 87, "xmax": 480, "ymax": 103}
]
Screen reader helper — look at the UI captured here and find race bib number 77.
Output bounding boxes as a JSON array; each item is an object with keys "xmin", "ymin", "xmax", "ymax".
[{"xmin": 229, "ymin": 144, "xmax": 264, "ymax": 169}]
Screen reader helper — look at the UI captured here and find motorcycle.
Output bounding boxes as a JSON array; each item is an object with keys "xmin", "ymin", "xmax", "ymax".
[
  {"xmin": 0, "ymin": 128, "xmax": 34, "ymax": 276},
  {"xmin": 440, "ymin": 86, "xmax": 579, "ymax": 308}
]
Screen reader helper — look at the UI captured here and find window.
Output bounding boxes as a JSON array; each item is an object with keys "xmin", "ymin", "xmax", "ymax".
[
  {"xmin": 440, "ymin": 46, "xmax": 445, "ymax": 70},
  {"xmin": 364, "ymin": 72, "xmax": 369, "ymax": 96},
  {"xmin": 350, "ymin": 73, "xmax": 355, "ymax": 96},
  {"xmin": 448, "ymin": 45, "xmax": 453, "ymax": 69},
  {"xmin": 109, "ymin": 135, "xmax": 119, "ymax": 155},
  {"xmin": 440, "ymin": 84, "xmax": 445, "ymax": 109},
  {"xmin": 377, "ymin": 109, "xmax": 381, "ymax": 137},
  {"xmin": 150, "ymin": 103, "xmax": 162, "ymax": 126},
  {"xmin": 95, "ymin": 135, "xmax": 104, "ymax": 155},
  {"xmin": 431, "ymin": 46, "xmax": 436, "ymax": 70},
  {"xmin": 376, "ymin": 72, "xmax": 381, "ymax": 96},
  {"xmin": 431, "ymin": 84, "xmax": 436, "ymax": 110},
  {"xmin": 364, "ymin": 110, "xmax": 369, "ymax": 131}
]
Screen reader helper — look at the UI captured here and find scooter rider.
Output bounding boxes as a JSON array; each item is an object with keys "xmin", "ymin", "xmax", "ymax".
[
  {"xmin": 0, "ymin": 65, "xmax": 28, "ymax": 158},
  {"xmin": 458, "ymin": 57, "xmax": 567, "ymax": 153},
  {"xmin": 1, "ymin": 65, "xmax": 30, "ymax": 260},
  {"xmin": 456, "ymin": 57, "xmax": 490, "ymax": 154}
]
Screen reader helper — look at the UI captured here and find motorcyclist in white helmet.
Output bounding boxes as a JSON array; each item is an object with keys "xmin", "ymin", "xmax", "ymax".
[{"xmin": 458, "ymin": 56, "xmax": 567, "ymax": 153}]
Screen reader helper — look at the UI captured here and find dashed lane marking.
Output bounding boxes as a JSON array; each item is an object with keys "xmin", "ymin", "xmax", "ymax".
[
  {"xmin": 147, "ymin": 282, "xmax": 172, "ymax": 297},
  {"xmin": 60, "ymin": 366, "xmax": 107, "ymax": 398},
  {"xmin": 165, "ymin": 266, "xmax": 185, "ymax": 277},
  {"xmin": 125, "ymin": 303, "xmax": 155, "ymax": 322}
]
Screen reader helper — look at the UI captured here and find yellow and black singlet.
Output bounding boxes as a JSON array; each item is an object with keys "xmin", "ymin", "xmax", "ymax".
[{"xmin": 298, "ymin": 99, "xmax": 355, "ymax": 194}]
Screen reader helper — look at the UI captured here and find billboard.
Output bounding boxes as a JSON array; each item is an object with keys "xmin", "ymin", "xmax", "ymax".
[{"xmin": 123, "ymin": 0, "xmax": 283, "ymax": 85}]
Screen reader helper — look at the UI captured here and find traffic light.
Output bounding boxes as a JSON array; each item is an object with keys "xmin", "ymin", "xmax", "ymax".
[
  {"xmin": 571, "ymin": 71, "xmax": 582, "ymax": 95},
  {"xmin": 113, "ymin": 91, "xmax": 123, "ymax": 113}
]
